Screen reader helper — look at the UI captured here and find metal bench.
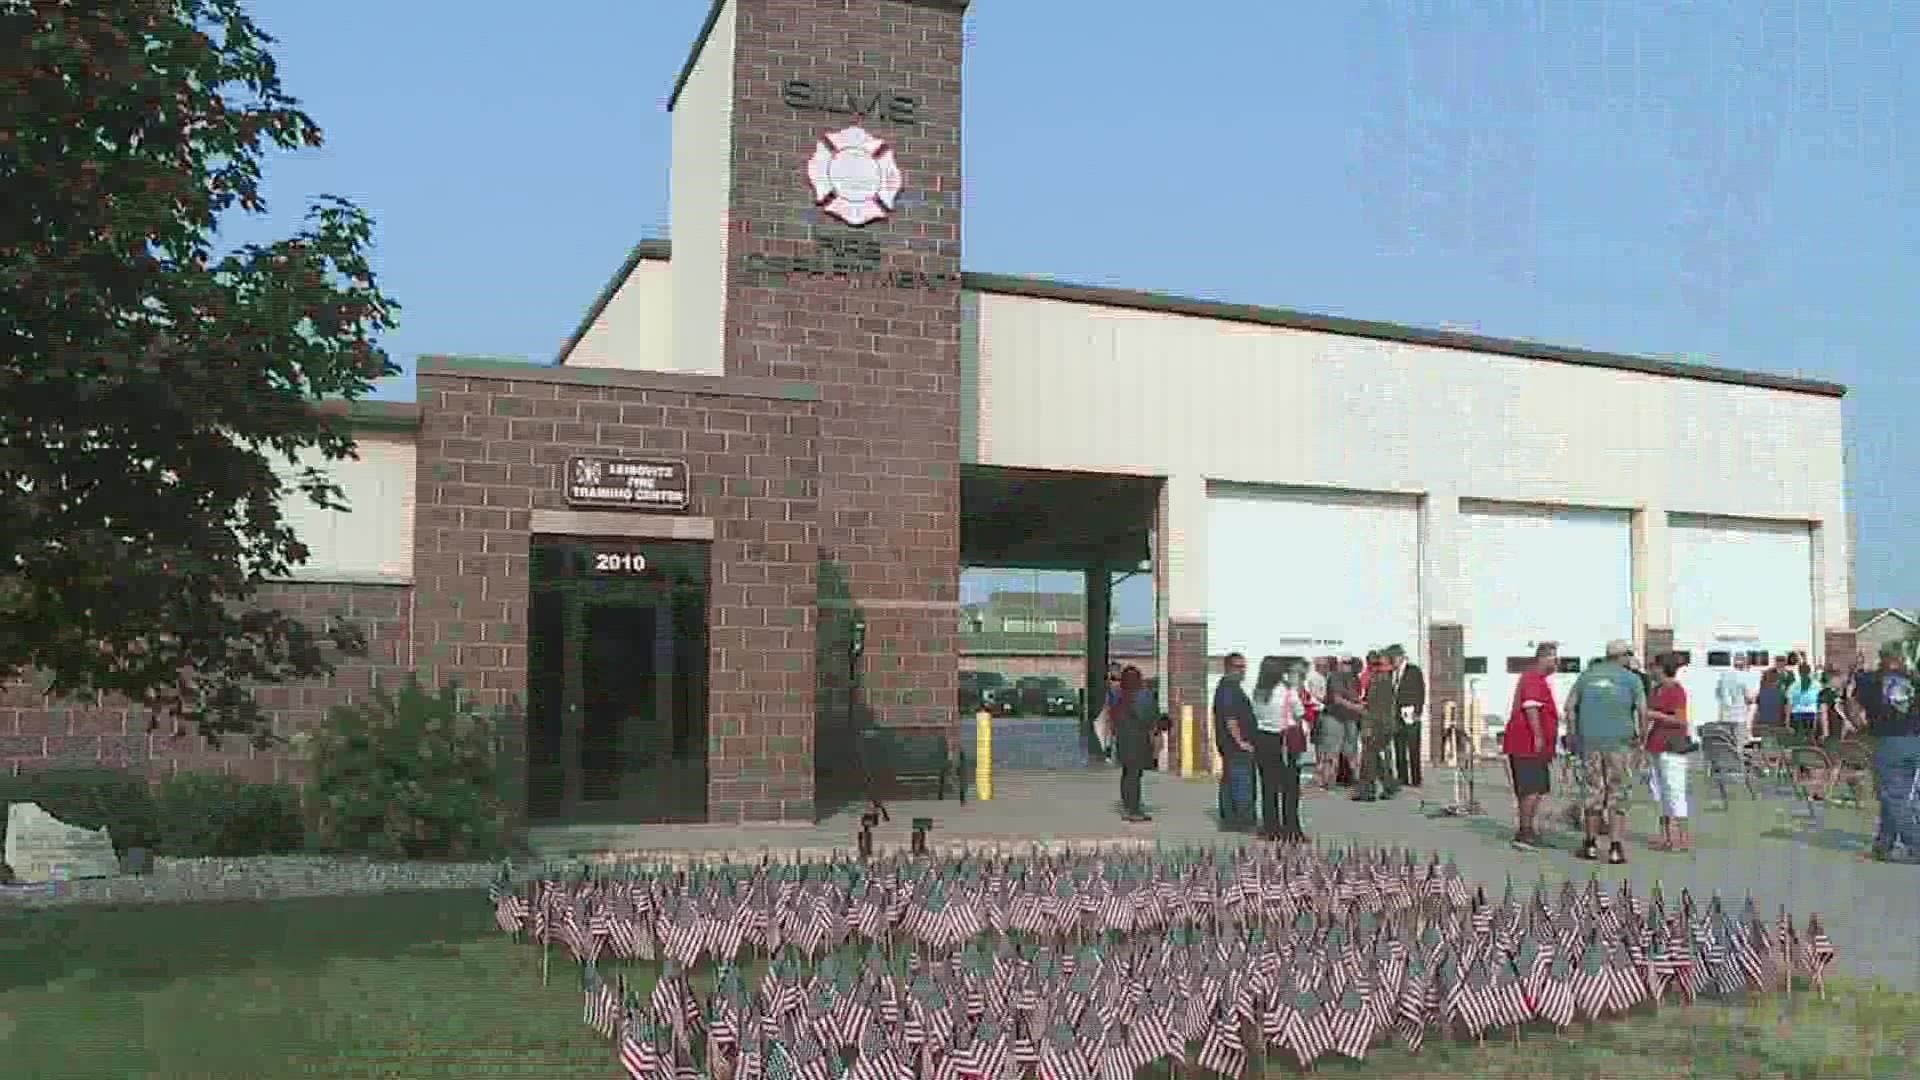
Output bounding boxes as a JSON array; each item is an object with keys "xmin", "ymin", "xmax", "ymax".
[{"xmin": 858, "ymin": 728, "xmax": 966, "ymax": 804}]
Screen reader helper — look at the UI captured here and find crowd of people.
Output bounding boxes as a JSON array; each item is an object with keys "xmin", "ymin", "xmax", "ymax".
[
  {"xmin": 1094, "ymin": 647, "xmax": 1428, "ymax": 841},
  {"xmin": 1092, "ymin": 635, "xmax": 1919, "ymax": 865}
]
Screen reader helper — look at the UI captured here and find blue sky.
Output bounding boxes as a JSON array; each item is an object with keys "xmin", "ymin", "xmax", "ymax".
[{"xmin": 238, "ymin": 0, "xmax": 1913, "ymax": 620}]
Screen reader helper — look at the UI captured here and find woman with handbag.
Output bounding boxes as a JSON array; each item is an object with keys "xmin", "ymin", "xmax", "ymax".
[
  {"xmin": 1645, "ymin": 653, "xmax": 1693, "ymax": 852},
  {"xmin": 1249, "ymin": 655, "xmax": 1309, "ymax": 843},
  {"xmin": 1112, "ymin": 666, "xmax": 1158, "ymax": 823}
]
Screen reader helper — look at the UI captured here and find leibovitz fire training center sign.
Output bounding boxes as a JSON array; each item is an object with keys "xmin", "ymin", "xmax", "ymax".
[{"xmin": 565, "ymin": 456, "xmax": 690, "ymax": 512}]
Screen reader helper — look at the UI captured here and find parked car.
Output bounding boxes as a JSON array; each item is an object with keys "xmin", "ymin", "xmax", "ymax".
[
  {"xmin": 1015, "ymin": 676, "xmax": 1076, "ymax": 718},
  {"xmin": 961, "ymin": 671, "xmax": 1015, "ymax": 716}
]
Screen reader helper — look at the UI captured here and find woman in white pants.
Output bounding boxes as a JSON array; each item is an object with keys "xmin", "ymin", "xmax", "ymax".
[{"xmin": 1645, "ymin": 654, "xmax": 1692, "ymax": 852}]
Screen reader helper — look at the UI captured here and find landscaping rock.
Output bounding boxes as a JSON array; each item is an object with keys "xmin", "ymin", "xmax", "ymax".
[{"xmin": 3, "ymin": 802, "xmax": 120, "ymax": 883}]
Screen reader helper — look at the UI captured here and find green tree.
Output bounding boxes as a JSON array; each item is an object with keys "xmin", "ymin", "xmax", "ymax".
[{"xmin": 0, "ymin": 0, "xmax": 400, "ymax": 746}]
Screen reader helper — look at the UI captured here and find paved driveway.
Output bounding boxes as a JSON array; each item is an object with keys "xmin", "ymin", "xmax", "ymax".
[{"xmin": 530, "ymin": 760, "xmax": 1919, "ymax": 989}]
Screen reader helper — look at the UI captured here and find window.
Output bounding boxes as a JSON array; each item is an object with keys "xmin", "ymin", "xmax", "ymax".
[
  {"xmin": 1505, "ymin": 657, "xmax": 1533, "ymax": 675},
  {"xmin": 1000, "ymin": 619, "xmax": 1081, "ymax": 634},
  {"xmin": 1557, "ymin": 658, "xmax": 1583, "ymax": 674},
  {"xmin": 1706, "ymin": 651, "xmax": 1731, "ymax": 668},
  {"xmin": 1463, "ymin": 657, "xmax": 1488, "ymax": 675},
  {"xmin": 1747, "ymin": 650, "xmax": 1771, "ymax": 666}
]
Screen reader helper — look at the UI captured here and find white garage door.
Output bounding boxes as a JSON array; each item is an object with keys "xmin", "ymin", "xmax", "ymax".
[
  {"xmin": 1460, "ymin": 504, "xmax": 1634, "ymax": 747},
  {"xmin": 1207, "ymin": 485, "xmax": 1422, "ymax": 664},
  {"xmin": 1670, "ymin": 515, "xmax": 1814, "ymax": 731}
]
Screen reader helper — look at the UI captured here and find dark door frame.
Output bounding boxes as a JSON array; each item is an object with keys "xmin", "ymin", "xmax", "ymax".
[{"xmin": 527, "ymin": 536, "xmax": 711, "ymax": 824}]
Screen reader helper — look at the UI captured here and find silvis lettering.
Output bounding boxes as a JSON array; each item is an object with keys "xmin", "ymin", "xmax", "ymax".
[{"xmin": 781, "ymin": 79, "xmax": 918, "ymax": 125}]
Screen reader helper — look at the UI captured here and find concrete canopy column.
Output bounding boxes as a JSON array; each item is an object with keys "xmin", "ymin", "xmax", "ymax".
[
  {"xmin": 1633, "ymin": 506, "xmax": 1672, "ymax": 658},
  {"xmin": 1084, "ymin": 565, "xmax": 1110, "ymax": 760}
]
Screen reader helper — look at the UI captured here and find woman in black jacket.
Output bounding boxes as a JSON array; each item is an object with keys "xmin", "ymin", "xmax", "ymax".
[{"xmin": 1112, "ymin": 665, "xmax": 1158, "ymax": 823}]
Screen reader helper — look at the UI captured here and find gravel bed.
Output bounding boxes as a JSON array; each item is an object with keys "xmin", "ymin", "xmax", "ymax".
[
  {"xmin": 0, "ymin": 837, "xmax": 1166, "ymax": 910},
  {"xmin": 0, "ymin": 854, "xmax": 505, "ymax": 909}
]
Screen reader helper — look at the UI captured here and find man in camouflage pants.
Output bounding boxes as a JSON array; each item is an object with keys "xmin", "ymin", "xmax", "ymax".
[
  {"xmin": 1565, "ymin": 639, "xmax": 1647, "ymax": 864},
  {"xmin": 1354, "ymin": 652, "xmax": 1401, "ymax": 802}
]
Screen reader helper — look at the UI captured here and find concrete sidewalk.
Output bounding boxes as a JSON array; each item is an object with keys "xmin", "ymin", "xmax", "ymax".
[{"xmin": 529, "ymin": 761, "xmax": 1920, "ymax": 989}]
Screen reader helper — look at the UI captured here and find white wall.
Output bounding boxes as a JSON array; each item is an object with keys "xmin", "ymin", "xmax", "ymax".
[
  {"xmin": 566, "ymin": 259, "xmax": 672, "ymax": 371},
  {"xmin": 1459, "ymin": 504, "xmax": 1634, "ymax": 737},
  {"xmin": 970, "ymin": 290, "xmax": 1852, "ymax": 660},
  {"xmin": 665, "ymin": 0, "xmax": 734, "ymax": 377},
  {"xmin": 273, "ymin": 431, "xmax": 415, "ymax": 583},
  {"xmin": 1670, "ymin": 515, "xmax": 1814, "ymax": 719},
  {"xmin": 1206, "ymin": 484, "xmax": 1421, "ymax": 661}
]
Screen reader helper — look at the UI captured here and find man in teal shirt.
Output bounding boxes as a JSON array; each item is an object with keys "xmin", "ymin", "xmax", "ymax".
[{"xmin": 1565, "ymin": 639, "xmax": 1646, "ymax": 864}]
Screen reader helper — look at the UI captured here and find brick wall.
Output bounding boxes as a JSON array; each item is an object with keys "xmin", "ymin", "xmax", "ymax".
[
  {"xmin": 1822, "ymin": 628, "xmax": 1858, "ymax": 671},
  {"xmin": 723, "ymin": 0, "xmax": 966, "ymax": 747},
  {"xmin": 1643, "ymin": 627, "xmax": 1675, "ymax": 662},
  {"xmin": 961, "ymin": 654, "xmax": 1159, "ymax": 684},
  {"xmin": 1166, "ymin": 621, "xmax": 1208, "ymax": 771},
  {"xmin": 411, "ymin": 368, "xmax": 820, "ymax": 823},
  {"xmin": 0, "ymin": 581, "xmax": 411, "ymax": 784}
]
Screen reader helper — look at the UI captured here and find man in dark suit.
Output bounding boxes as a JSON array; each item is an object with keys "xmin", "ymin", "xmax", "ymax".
[{"xmin": 1385, "ymin": 644, "xmax": 1426, "ymax": 787}]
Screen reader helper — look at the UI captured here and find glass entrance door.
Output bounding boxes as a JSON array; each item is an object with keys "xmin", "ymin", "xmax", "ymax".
[{"xmin": 526, "ymin": 537, "xmax": 708, "ymax": 823}]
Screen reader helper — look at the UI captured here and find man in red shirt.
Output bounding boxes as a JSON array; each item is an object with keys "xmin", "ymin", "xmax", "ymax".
[{"xmin": 1505, "ymin": 642, "xmax": 1560, "ymax": 850}]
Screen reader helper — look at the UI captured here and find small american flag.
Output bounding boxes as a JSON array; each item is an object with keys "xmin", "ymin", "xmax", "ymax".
[
  {"xmin": 1533, "ymin": 950, "xmax": 1577, "ymax": 1029},
  {"xmin": 491, "ymin": 877, "xmax": 525, "ymax": 936},
  {"xmin": 1325, "ymin": 985, "xmax": 1375, "ymax": 1060},
  {"xmin": 619, "ymin": 1011, "xmax": 660, "ymax": 1080},
  {"xmin": 1193, "ymin": 1002, "xmax": 1244, "ymax": 1078},
  {"xmin": 1804, "ymin": 914, "xmax": 1836, "ymax": 994},
  {"xmin": 1397, "ymin": 949, "xmax": 1428, "ymax": 1053}
]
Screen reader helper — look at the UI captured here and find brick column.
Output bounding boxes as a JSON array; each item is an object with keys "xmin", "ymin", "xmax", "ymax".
[
  {"xmin": 1167, "ymin": 621, "xmax": 1208, "ymax": 773},
  {"xmin": 1427, "ymin": 623, "xmax": 1464, "ymax": 763},
  {"xmin": 1644, "ymin": 626, "xmax": 1675, "ymax": 661},
  {"xmin": 1823, "ymin": 628, "xmax": 1859, "ymax": 671},
  {"xmin": 721, "ymin": 0, "xmax": 967, "ymax": 762}
]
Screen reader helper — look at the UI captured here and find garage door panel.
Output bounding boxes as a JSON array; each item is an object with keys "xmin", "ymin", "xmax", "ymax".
[
  {"xmin": 1461, "ymin": 505, "xmax": 1633, "ymax": 742},
  {"xmin": 1670, "ymin": 515, "xmax": 1814, "ymax": 731},
  {"xmin": 1207, "ymin": 486, "xmax": 1421, "ymax": 662}
]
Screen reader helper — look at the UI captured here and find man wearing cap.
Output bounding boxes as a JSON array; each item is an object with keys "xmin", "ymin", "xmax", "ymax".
[
  {"xmin": 1853, "ymin": 640, "xmax": 1919, "ymax": 861},
  {"xmin": 1564, "ymin": 639, "xmax": 1646, "ymax": 864}
]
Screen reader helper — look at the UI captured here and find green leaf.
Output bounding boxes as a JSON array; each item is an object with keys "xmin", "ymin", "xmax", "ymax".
[{"xmin": 1, "ymin": 0, "xmax": 402, "ymax": 745}]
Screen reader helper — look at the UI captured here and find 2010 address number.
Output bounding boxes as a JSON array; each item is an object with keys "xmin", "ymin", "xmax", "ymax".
[{"xmin": 593, "ymin": 552, "xmax": 647, "ymax": 573}]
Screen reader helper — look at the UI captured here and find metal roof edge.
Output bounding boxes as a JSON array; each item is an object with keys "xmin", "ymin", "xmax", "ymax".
[
  {"xmin": 554, "ymin": 241, "xmax": 673, "ymax": 366},
  {"xmin": 313, "ymin": 399, "xmax": 421, "ymax": 430},
  {"xmin": 962, "ymin": 272, "xmax": 1847, "ymax": 399}
]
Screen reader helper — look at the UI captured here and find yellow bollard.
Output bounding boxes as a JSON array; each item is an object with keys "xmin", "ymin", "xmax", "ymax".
[
  {"xmin": 1180, "ymin": 704, "xmax": 1198, "ymax": 779},
  {"xmin": 974, "ymin": 709, "xmax": 992, "ymax": 801}
]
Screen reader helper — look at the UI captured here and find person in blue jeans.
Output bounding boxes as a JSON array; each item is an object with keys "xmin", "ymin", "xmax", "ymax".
[
  {"xmin": 1854, "ymin": 641, "xmax": 1920, "ymax": 860},
  {"xmin": 1211, "ymin": 653, "xmax": 1257, "ymax": 830}
]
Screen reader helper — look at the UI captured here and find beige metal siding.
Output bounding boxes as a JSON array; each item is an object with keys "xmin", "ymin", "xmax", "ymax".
[
  {"xmin": 667, "ymin": 0, "xmax": 734, "ymax": 377},
  {"xmin": 568, "ymin": 260, "xmax": 672, "ymax": 370},
  {"xmin": 973, "ymin": 290, "xmax": 1850, "ymax": 635},
  {"xmin": 274, "ymin": 431, "xmax": 415, "ymax": 583}
]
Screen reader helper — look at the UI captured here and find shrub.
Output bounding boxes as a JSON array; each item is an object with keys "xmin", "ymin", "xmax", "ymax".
[
  {"xmin": 0, "ymin": 766, "xmax": 161, "ymax": 855},
  {"xmin": 308, "ymin": 676, "xmax": 510, "ymax": 860},
  {"xmin": 154, "ymin": 772, "xmax": 306, "ymax": 858}
]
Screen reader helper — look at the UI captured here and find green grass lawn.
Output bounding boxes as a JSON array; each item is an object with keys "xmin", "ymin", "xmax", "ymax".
[{"xmin": 1, "ymin": 890, "xmax": 1915, "ymax": 1078}]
